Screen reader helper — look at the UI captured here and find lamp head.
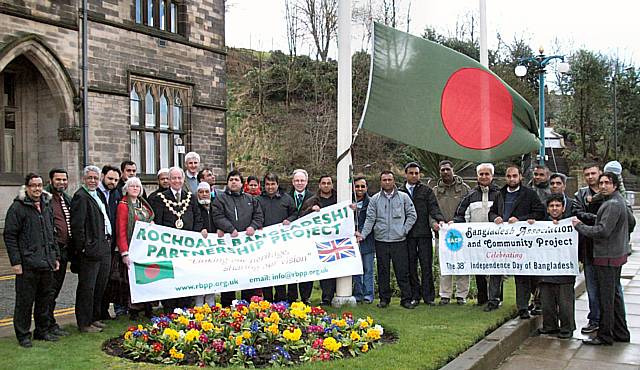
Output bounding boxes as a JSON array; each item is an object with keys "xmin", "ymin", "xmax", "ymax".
[
  {"xmin": 558, "ymin": 61, "xmax": 570, "ymax": 74},
  {"xmin": 515, "ymin": 65, "xmax": 528, "ymax": 77}
]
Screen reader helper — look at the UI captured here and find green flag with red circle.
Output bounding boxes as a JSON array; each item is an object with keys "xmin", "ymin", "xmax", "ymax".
[
  {"xmin": 359, "ymin": 23, "xmax": 540, "ymax": 162},
  {"xmin": 134, "ymin": 260, "xmax": 174, "ymax": 285}
]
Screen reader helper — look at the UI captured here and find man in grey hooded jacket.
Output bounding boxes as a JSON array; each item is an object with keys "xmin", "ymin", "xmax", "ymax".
[{"xmin": 356, "ymin": 171, "xmax": 417, "ymax": 309}]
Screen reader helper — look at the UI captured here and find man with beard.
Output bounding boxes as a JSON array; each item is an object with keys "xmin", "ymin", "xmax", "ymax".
[
  {"xmin": 257, "ymin": 173, "xmax": 297, "ymax": 302},
  {"xmin": 453, "ymin": 163, "xmax": 501, "ymax": 308},
  {"xmin": 213, "ymin": 170, "xmax": 264, "ymax": 305},
  {"xmin": 489, "ymin": 165, "xmax": 545, "ymax": 319},
  {"xmin": 150, "ymin": 167, "xmax": 206, "ymax": 311},
  {"xmin": 4, "ymin": 173, "xmax": 60, "ymax": 347},
  {"xmin": 399, "ymin": 162, "xmax": 444, "ymax": 306},
  {"xmin": 149, "ymin": 168, "xmax": 170, "ymax": 200},
  {"xmin": 194, "ymin": 182, "xmax": 216, "ymax": 307},
  {"xmin": 352, "ymin": 177, "xmax": 375, "ymax": 304},
  {"xmin": 117, "ymin": 160, "xmax": 146, "ymax": 199},
  {"xmin": 549, "ymin": 173, "xmax": 574, "ymax": 218},
  {"xmin": 43, "ymin": 168, "xmax": 72, "ymax": 337},
  {"xmin": 531, "ymin": 164, "xmax": 551, "ymax": 203},
  {"xmin": 71, "ymin": 166, "xmax": 112, "ymax": 333},
  {"xmin": 198, "ymin": 168, "xmax": 219, "ymax": 200},
  {"xmin": 98, "ymin": 165, "xmax": 124, "ymax": 319}
]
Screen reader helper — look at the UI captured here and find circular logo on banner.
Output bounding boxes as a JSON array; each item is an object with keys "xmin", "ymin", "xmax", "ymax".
[{"xmin": 445, "ymin": 229, "xmax": 464, "ymax": 252}]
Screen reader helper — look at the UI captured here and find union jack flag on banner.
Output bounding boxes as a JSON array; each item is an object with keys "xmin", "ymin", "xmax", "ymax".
[{"xmin": 316, "ymin": 238, "xmax": 356, "ymax": 262}]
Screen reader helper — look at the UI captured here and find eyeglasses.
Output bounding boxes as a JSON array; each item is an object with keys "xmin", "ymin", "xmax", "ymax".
[{"xmin": 354, "ymin": 185, "xmax": 366, "ymax": 188}]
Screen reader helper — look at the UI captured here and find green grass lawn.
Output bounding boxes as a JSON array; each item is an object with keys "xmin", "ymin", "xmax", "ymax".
[{"xmin": 0, "ymin": 279, "xmax": 517, "ymax": 370}]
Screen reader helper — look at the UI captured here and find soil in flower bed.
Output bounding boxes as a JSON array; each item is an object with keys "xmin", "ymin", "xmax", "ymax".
[{"xmin": 103, "ymin": 331, "xmax": 398, "ymax": 368}]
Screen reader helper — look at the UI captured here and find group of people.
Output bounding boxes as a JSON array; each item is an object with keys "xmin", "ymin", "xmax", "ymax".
[{"xmin": 3, "ymin": 152, "xmax": 634, "ymax": 348}]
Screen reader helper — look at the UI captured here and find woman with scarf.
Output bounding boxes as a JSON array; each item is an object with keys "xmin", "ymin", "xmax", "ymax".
[{"xmin": 116, "ymin": 176, "xmax": 155, "ymax": 319}]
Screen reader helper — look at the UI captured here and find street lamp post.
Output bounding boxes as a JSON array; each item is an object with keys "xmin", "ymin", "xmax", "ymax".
[{"xmin": 515, "ymin": 47, "xmax": 570, "ymax": 165}]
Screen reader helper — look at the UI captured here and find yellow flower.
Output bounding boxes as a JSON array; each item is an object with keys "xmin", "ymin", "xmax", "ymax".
[
  {"xmin": 365, "ymin": 328, "xmax": 381, "ymax": 341},
  {"xmin": 332, "ymin": 319, "xmax": 347, "ymax": 327},
  {"xmin": 232, "ymin": 311, "xmax": 241, "ymax": 319},
  {"xmin": 264, "ymin": 312, "xmax": 280, "ymax": 324},
  {"xmin": 367, "ymin": 316, "xmax": 373, "ymax": 326},
  {"xmin": 362, "ymin": 343, "xmax": 369, "ymax": 353},
  {"xmin": 359, "ymin": 320, "xmax": 369, "ymax": 329},
  {"xmin": 249, "ymin": 302, "xmax": 259, "ymax": 311},
  {"xmin": 201, "ymin": 321, "xmax": 214, "ymax": 332},
  {"xmin": 290, "ymin": 301, "xmax": 306, "ymax": 311},
  {"xmin": 203, "ymin": 304, "xmax": 212, "ymax": 314},
  {"xmin": 323, "ymin": 337, "xmax": 342, "ymax": 352},
  {"xmin": 283, "ymin": 328, "xmax": 302, "ymax": 341},
  {"xmin": 235, "ymin": 335, "xmax": 243, "ymax": 346},
  {"xmin": 194, "ymin": 313, "xmax": 204, "ymax": 322},
  {"xmin": 350, "ymin": 331, "xmax": 361, "ymax": 341},
  {"xmin": 266, "ymin": 323, "xmax": 279, "ymax": 335},
  {"xmin": 124, "ymin": 331, "xmax": 132, "ymax": 340},
  {"xmin": 163, "ymin": 328, "xmax": 180, "ymax": 341},
  {"xmin": 240, "ymin": 306, "xmax": 249, "ymax": 315},
  {"xmin": 169, "ymin": 347, "xmax": 185, "ymax": 360},
  {"xmin": 259, "ymin": 300, "xmax": 271, "ymax": 310},
  {"xmin": 137, "ymin": 324, "xmax": 144, "ymax": 331},
  {"xmin": 291, "ymin": 309, "xmax": 307, "ymax": 319},
  {"xmin": 242, "ymin": 331, "xmax": 251, "ymax": 339},
  {"xmin": 184, "ymin": 329, "xmax": 200, "ymax": 342},
  {"xmin": 177, "ymin": 316, "xmax": 189, "ymax": 326}
]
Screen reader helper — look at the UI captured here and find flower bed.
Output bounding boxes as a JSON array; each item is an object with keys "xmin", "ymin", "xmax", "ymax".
[{"xmin": 113, "ymin": 296, "xmax": 387, "ymax": 367}]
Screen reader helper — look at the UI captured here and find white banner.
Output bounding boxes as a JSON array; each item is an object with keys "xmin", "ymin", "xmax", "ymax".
[
  {"xmin": 438, "ymin": 219, "xmax": 579, "ymax": 276},
  {"xmin": 128, "ymin": 202, "xmax": 363, "ymax": 303}
]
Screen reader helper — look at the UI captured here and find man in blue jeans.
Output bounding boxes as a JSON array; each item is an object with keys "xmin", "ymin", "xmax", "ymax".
[
  {"xmin": 573, "ymin": 163, "xmax": 602, "ymax": 334},
  {"xmin": 352, "ymin": 177, "xmax": 375, "ymax": 304}
]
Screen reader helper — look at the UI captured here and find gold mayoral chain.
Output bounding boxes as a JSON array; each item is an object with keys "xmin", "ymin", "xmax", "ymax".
[{"xmin": 158, "ymin": 192, "xmax": 192, "ymax": 229}]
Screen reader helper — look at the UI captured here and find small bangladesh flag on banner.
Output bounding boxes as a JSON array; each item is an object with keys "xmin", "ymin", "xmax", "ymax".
[
  {"xmin": 134, "ymin": 261, "xmax": 175, "ymax": 285},
  {"xmin": 359, "ymin": 23, "xmax": 540, "ymax": 162}
]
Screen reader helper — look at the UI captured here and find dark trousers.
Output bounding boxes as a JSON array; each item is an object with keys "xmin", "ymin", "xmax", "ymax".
[
  {"xmin": 161, "ymin": 297, "xmax": 193, "ymax": 312},
  {"xmin": 488, "ymin": 275, "xmax": 505, "ymax": 305},
  {"xmin": 14, "ymin": 269, "xmax": 55, "ymax": 341},
  {"xmin": 376, "ymin": 240, "xmax": 412, "ymax": 304},
  {"xmin": 241, "ymin": 289, "xmax": 257, "ymax": 302},
  {"xmin": 539, "ymin": 282, "xmax": 575, "ymax": 334},
  {"xmin": 49, "ymin": 247, "xmax": 68, "ymax": 330},
  {"xmin": 320, "ymin": 279, "xmax": 336, "ymax": 304},
  {"xmin": 220, "ymin": 291, "xmax": 236, "ymax": 307},
  {"xmin": 75, "ymin": 253, "xmax": 110, "ymax": 328},
  {"xmin": 514, "ymin": 275, "xmax": 536, "ymax": 311},
  {"xmin": 263, "ymin": 285, "xmax": 288, "ymax": 303},
  {"xmin": 407, "ymin": 237, "xmax": 435, "ymax": 303},
  {"xmin": 595, "ymin": 265, "xmax": 630, "ymax": 344},
  {"xmin": 476, "ymin": 275, "xmax": 488, "ymax": 305},
  {"xmin": 288, "ymin": 282, "xmax": 313, "ymax": 303}
]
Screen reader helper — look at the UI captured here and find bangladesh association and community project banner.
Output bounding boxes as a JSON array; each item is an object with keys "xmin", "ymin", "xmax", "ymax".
[
  {"xmin": 438, "ymin": 219, "xmax": 579, "ymax": 276},
  {"xmin": 128, "ymin": 201, "xmax": 362, "ymax": 303}
]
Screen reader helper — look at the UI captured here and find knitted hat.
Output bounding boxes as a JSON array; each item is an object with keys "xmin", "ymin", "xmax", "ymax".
[{"xmin": 604, "ymin": 161, "xmax": 622, "ymax": 175}]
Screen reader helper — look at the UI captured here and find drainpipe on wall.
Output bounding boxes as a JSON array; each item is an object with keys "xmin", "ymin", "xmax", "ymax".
[{"xmin": 82, "ymin": 0, "xmax": 89, "ymax": 167}]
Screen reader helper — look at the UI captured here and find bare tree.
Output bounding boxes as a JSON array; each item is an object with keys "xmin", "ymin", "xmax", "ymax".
[
  {"xmin": 285, "ymin": 0, "xmax": 300, "ymax": 108},
  {"xmin": 296, "ymin": 0, "xmax": 338, "ymax": 62}
]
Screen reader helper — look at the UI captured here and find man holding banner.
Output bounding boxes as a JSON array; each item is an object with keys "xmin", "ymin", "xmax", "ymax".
[
  {"xmin": 488, "ymin": 165, "xmax": 544, "ymax": 319},
  {"xmin": 150, "ymin": 166, "xmax": 205, "ymax": 312}
]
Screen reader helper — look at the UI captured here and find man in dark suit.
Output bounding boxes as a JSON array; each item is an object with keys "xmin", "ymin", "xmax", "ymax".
[
  {"xmin": 287, "ymin": 169, "xmax": 315, "ymax": 304},
  {"xmin": 97, "ymin": 165, "xmax": 123, "ymax": 319},
  {"xmin": 150, "ymin": 166, "xmax": 206, "ymax": 311},
  {"xmin": 71, "ymin": 166, "xmax": 112, "ymax": 333},
  {"xmin": 488, "ymin": 165, "xmax": 545, "ymax": 318}
]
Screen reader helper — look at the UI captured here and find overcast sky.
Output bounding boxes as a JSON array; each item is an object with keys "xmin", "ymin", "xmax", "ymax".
[{"xmin": 225, "ymin": 0, "xmax": 639, "ymax": 65}]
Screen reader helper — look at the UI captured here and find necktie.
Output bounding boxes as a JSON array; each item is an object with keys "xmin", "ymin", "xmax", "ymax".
[
  {"xmin": 176, "ymin": 191, "xmax": 181, "ymax": 203},
  {"xmin": 59, "ymin": 195, "xmax": 72, "ymax": 237},
  {"xmin": 297, "ymin": 193, "xmax": 303, "ymax": 207},
  {"xmin": 409, "ymin": 186, "xmax": 414, "ymax": 198}
]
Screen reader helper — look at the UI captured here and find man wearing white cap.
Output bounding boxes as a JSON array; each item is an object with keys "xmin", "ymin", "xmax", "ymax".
[{"xmin": 195, "ymin": 182, "xmax": 216, "ymax": 307}]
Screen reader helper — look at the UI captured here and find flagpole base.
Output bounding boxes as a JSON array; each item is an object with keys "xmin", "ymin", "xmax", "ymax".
[{"xmin": 331, "ymin": 295, "xmax": 357, "ymax": 308}]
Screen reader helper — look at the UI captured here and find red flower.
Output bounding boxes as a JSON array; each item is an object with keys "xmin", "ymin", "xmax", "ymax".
[
  {"xmin": 312, "ymin": 338, "xmax": 324, "ymax": 349},
  {"xmin": 342, "ymin": 311, "xmax": 353, "ymax": 320},
  {"xmin": 250, "ymin": 295, "xmax": 263, "ymax": 303},
  {"xmin": 152, "ymin": 342, "xmax": 163, "ymax": 352},
  {"xmin": 142, "ymin": 333, "xmax": 149, "ymax": 342},
  {"xmin": 127, "ymin": 326, "xmax": 136, "ymax": 332}
]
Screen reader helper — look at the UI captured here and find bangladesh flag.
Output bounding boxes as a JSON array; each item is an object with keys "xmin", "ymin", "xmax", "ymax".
[
  {"xmin": 134, "ymin": 261, "xmax": 174, "ymax": 285},
  {"xmin": 359, "ymin": 23, "xmax": 540, "ymax": 162}
]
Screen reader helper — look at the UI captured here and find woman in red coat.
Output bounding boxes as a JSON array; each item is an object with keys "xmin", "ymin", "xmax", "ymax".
[{"xmin": 116, "ymin": 177, "xmax": 154, "ymax": 319}]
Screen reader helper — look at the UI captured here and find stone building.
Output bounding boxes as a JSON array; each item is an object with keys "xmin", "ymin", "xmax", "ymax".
[{"xmin": 0, "ymin": 0, "xmax": 226, "ymax": 227}]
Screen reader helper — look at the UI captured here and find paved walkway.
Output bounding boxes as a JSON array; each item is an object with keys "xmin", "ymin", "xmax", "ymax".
[{"xmin": 496, "ymin": 213, "xmax": 640, "ymax": 370}]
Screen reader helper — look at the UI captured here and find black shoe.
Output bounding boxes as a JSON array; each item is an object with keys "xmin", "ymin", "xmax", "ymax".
[
  {"xmin": 537, "ymin": 328, "xmax": 559, "ymax": 335},
  {"xmin": 401, "ymin": 301, "xmax": 416, "ymax": 309},
  {"xmin": 33, "ymin": 333, "xmax": 59, "ymax": 342},
  {"xmin": 581, "ymin": 323, "xmax": 599, "ymax": 334},
  {"xmin": 18, "ymin": 339, "xmax": 32, "ymax": 348},
  {"xmin": 321, "ymin": 300, "xmax": 332, "ymax": 306},
  {"xmin": 410, "ymin": 299, "xmax": 420, "ymax": 307},
  {"xmin": 582, "ymin": 337, "xmax": 611, "ymax": 346},
  {"xmin": 439, "ymin": 298, "xmax": 450, "ymax": 305},
  {"xmin": 557, "ymin": 331, "xmax": 573, "ymax": 339},
  {"xmin": 483, "ymin": 303, "xmax": 498, "ymax": 312},
  {"xmin": 518, "ymin": 310, "xmax": 531, "ymax": 319},
  {"xmin": 456, "ymin": 297, "xmax": 466, "ymax": 305},
  {"xmin": 530, "ymin": 307, "xmax": 542, "ymax": 316},
  {"xmin": 425, "ymin": 301, "xmax": 436, "ymax": 306},
  {"xmin": 50, "ymin": 328, "xmax": 70, "ymax": 337},
  {"xmin": 376, "ymin": 301, "xmax": 389, "ymax": 308}
]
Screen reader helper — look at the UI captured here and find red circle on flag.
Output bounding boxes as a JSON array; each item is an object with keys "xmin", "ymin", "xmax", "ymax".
[
  {"xmin": 441, "ymin": 68, "xmax": 513, "ymax": 149},
  {"xmin": 144, "ymin": 264, "xmax": 160, "ymax": 280}
]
